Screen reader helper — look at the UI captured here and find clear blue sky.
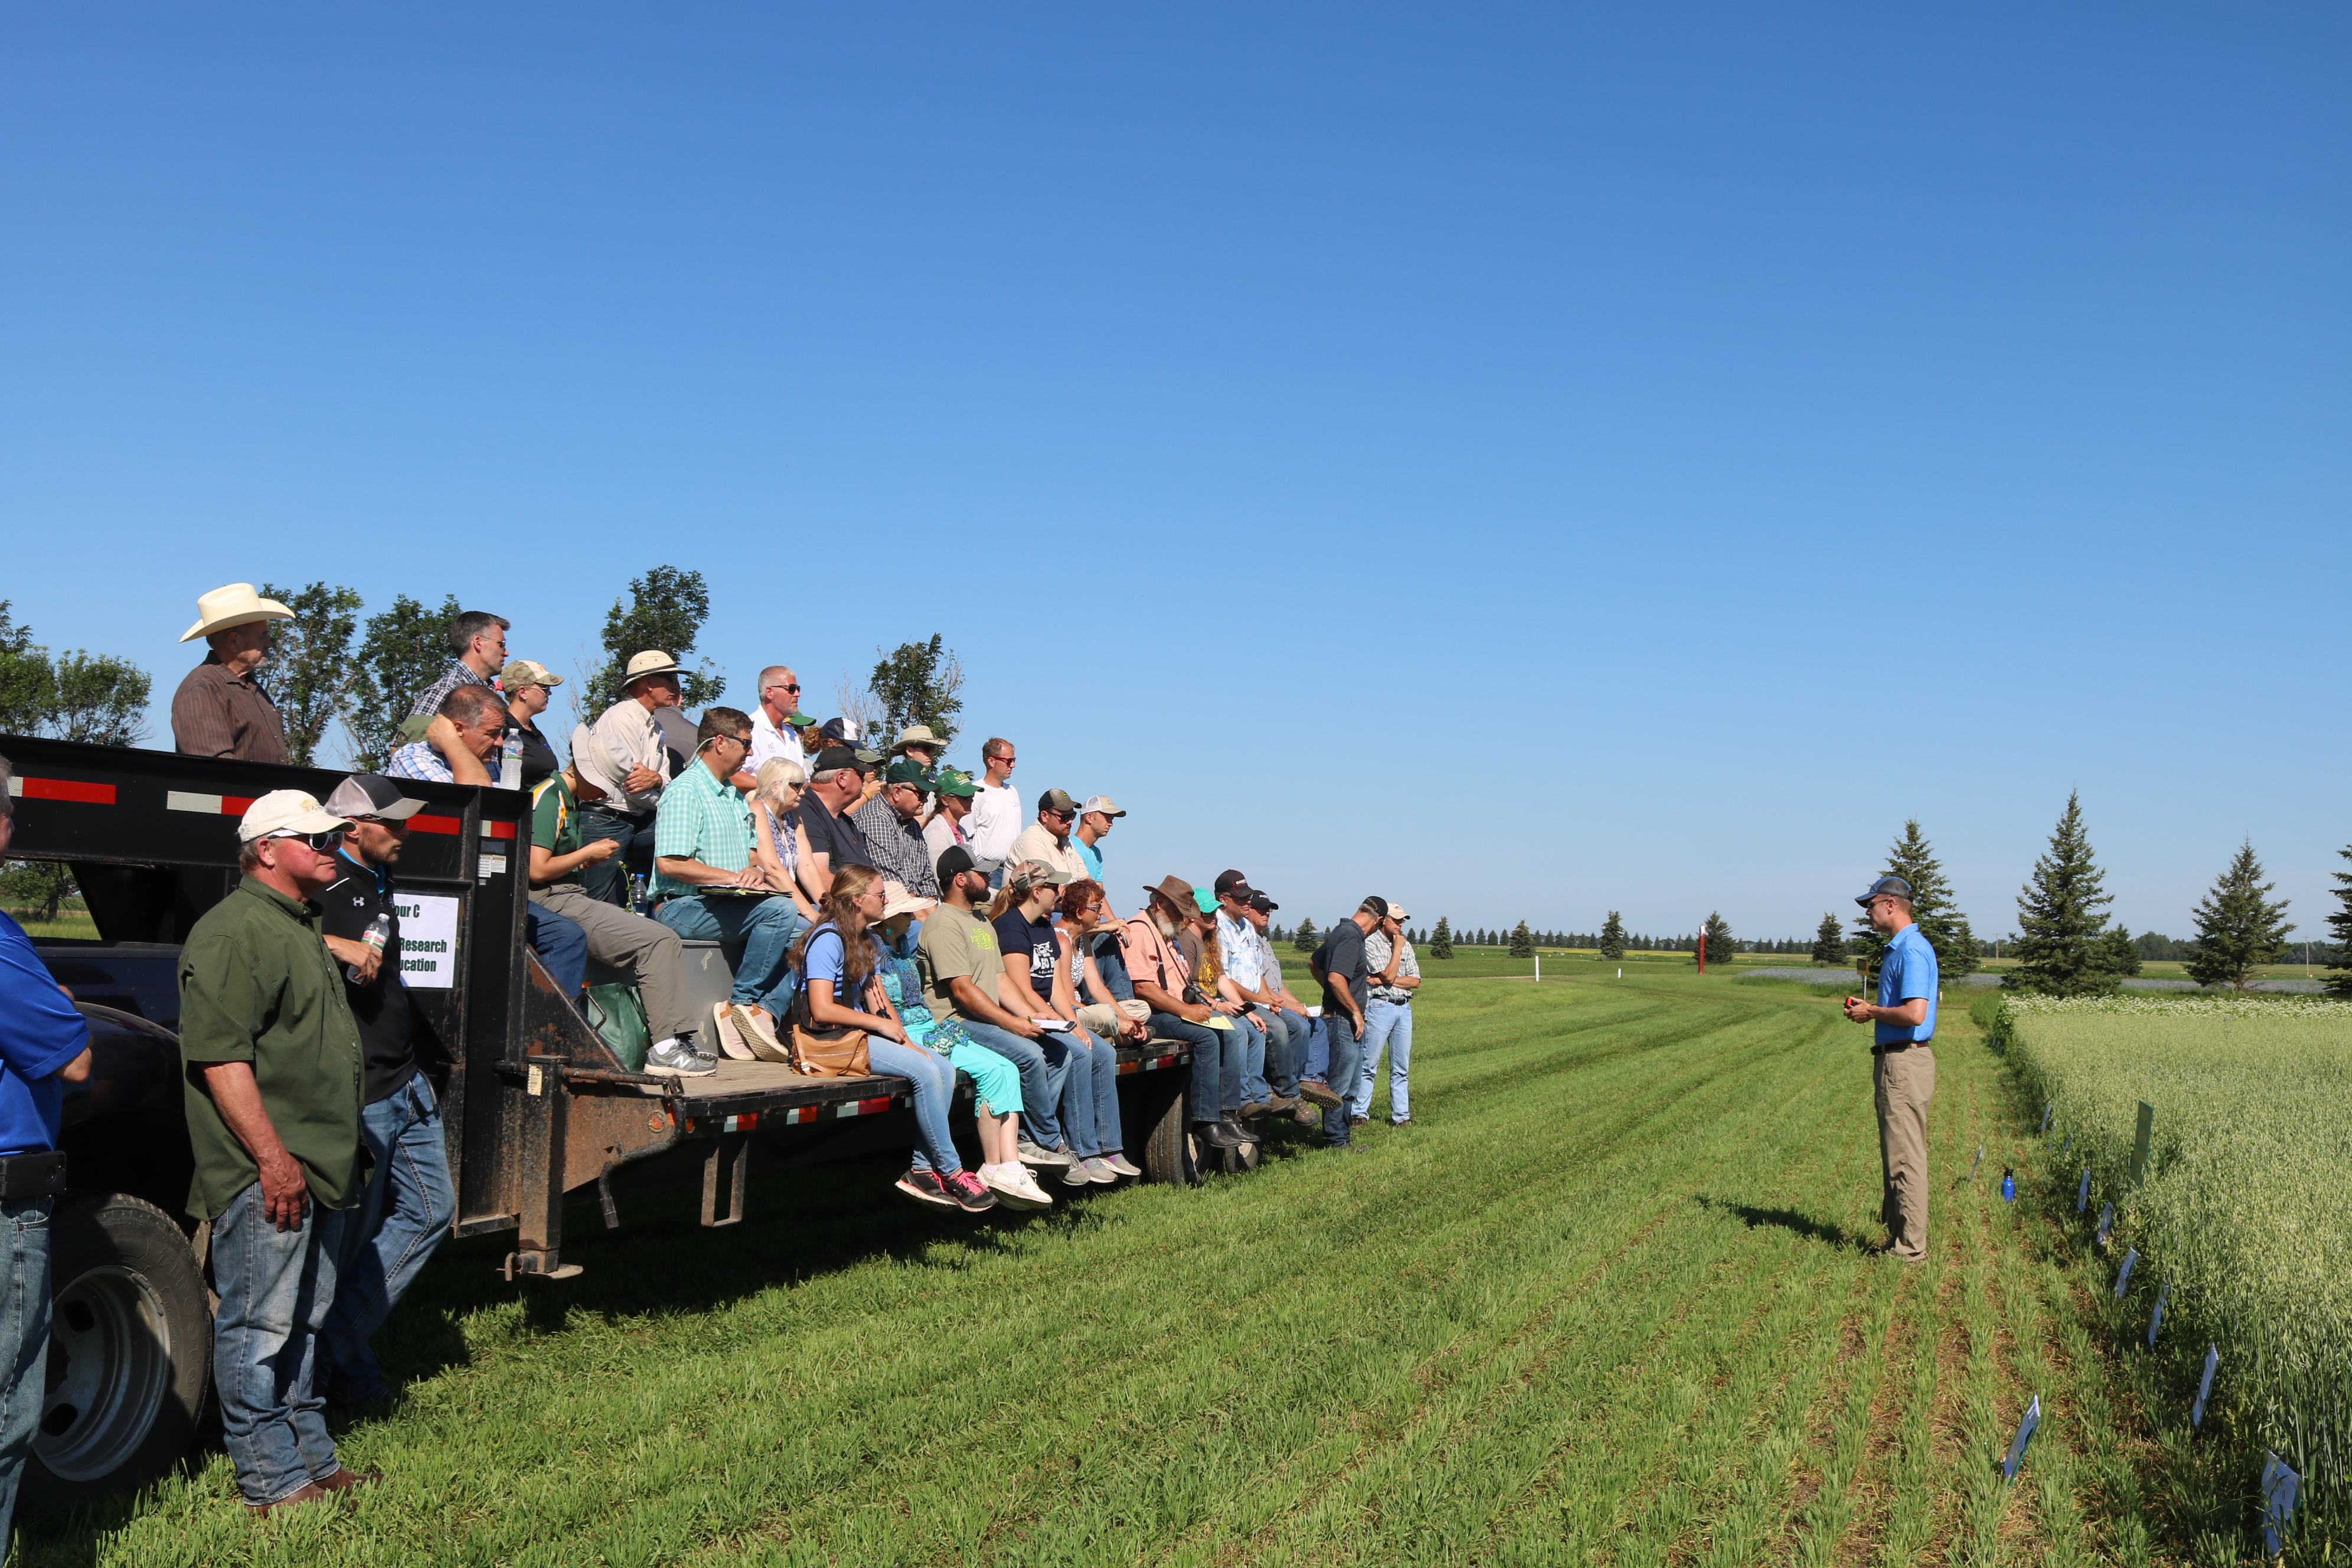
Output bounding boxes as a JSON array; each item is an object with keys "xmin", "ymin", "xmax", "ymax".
[{"xmin": 3, "ymin": 5, "xmax": 2345, "ymax": 943}]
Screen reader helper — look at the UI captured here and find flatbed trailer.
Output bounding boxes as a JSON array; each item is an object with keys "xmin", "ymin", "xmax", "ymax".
[{"xmin": 2, "ymin": 733, "xmax": 1234, "ymax": 1502}]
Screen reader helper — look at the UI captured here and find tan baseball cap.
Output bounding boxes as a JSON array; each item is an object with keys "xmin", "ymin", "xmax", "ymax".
[
  {"xmin": 1078, "ymin": 794, "xmax": 1125, "ymax": 818},
  {"xmin": 1384, "ymin": 901, "xmax": 1411, "ymax": 921},
  {"xmin": 237, "ymin": 790, "xmax": 355, "ymax": 844},
  {"xmin": 499, "ymin": 659, "xmax": 563, "ymax": 690}
]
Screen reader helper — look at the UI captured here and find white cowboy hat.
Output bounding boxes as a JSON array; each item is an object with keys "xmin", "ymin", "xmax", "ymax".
[
  {"xmin": 180, "ymin": 583, "xmax": 294, "ymax": 643},
  {"xmin": 621, "ymin": 649, "xmax": 687, "ymax": 684},
  {"xmin": 880, "ymin": 879, "xmax": 937, "ymax": 921}
]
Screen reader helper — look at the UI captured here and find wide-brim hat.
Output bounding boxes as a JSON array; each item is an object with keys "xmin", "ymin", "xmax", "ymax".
[
  {"xmin": 622, "ymin": 649, "xmax": 687, "ymax": 685},
  {"xmin": 1144, "ymin": 874, "xmax": 1196, "ymax": 911},
  {"xmin": 181, "ymin": 583, "xmax": 294, "ymax": 643},
  {"xmin": 888, "ymin": 724, "xmax": 946, "ymax": 756},
  {"xmin": 880, "ymin": 879, "xmax": 937, "ymax": 921}
]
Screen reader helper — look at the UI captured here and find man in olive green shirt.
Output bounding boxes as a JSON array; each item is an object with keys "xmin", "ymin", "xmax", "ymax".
[{"xmin": 177, "ymin": 790, "xmax": 374, "ymax": 1515}]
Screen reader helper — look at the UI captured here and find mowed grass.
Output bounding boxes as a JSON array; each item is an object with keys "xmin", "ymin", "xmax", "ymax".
[{"xmin": 23, "ymin": 969, "xmax": 2172, "ymax": 1566}]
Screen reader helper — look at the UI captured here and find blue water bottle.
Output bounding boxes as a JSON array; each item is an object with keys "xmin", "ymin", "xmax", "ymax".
[{"xmin": 2000, "ymin": 1168, "xmax": 2017, "ymax": 1204}]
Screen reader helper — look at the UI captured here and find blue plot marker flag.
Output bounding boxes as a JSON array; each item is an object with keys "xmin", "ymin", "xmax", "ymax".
[
  {"xmin": 2194, "ymin": 1345, "xmax": 2219, "ymax": 1429},
  {"xmin": 2041, "ymin": 1103, "xmax": 2053, "ymax": 1136},
  {"xmin": 2003, "ymin": 1395, "xmax": 2041, "ymax": 1483},
  {"xmin": 2096, "ymin": 1201, "xmax": 2115, "ymax": 1247},
  {"xmin": 2115, "ymin": 1248, "xmax": 2138, "ymax": 1299},
  {"xmin": 2148, "ymin": 1282, "xmax": 2168, "ymax": 1348},
  {"xmin": 2077, "ymin": 1169, "xmax": 2092, "ymax": 1211},
  {"xmin": 2262, "ymin": 1452, "xmax": 2301, "ymax": 1557}
]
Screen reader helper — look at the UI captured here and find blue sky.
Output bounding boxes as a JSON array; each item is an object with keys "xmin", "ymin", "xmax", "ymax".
[{"xmin": 3, "ymin": 5, "xmax": 2345, "ymax": 942}]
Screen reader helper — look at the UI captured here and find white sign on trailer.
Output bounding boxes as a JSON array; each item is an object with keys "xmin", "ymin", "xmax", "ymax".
[{"xmin": 394, "ymin": 893, "xmax": 463, "ymax": 989}]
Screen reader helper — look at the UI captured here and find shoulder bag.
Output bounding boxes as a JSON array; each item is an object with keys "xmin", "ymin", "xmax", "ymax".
[{"xmin": 785, "ymin": 926, "xmax": 873, "ymax": 1078}]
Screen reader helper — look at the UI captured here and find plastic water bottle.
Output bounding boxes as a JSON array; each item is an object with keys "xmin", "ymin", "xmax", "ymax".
[
  {"xmin": 629, "ymin": 872, "xmax": 648, "ymax": 913},
  {"xmin": 346, "ymin": 913, "xmax": 391, "ymax": 982},
  {"xmin": 498, "ymin": 729, "xmax": 523, "ymax": 790},
  {"xmin": 2001, "ymin": 1168, "xmax": 2017, "ymax": 1204}
]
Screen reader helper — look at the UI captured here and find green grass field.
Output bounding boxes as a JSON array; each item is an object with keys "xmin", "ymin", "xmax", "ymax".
[{"xmin": 22, "ymin": 966, "xmax": 2193, "ymax": 1566}]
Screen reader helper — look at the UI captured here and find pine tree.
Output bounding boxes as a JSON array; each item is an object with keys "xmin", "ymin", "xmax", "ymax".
[
  {"xmin": 2007, "ymin": 792, "xmax": 2124, "ymax": 997},
  {"xmin": 2184, "ymin": 839, "xmax": 2293, "ymax": 991},
  {"xmin": 1809, "ymin": 913, "xmax": 1844, "ymax": 965},
  {"xmin": 2325, "ymin": 849, "xmax": 2352, "ymax": 998},
  {"xmin": 1697, "ymin": 911, "xmax": 1733, "ymax": 967},
  {"xmin": 1508, "ymin": 920, "xmax": 1535, "ymax": 958},
  {"xmin": 2102, "ymin": 926, "xmax": 2143, "ymax": 977},
  {"xmin": 1851, "ymin": 819, "xmax": 1980, "ymax": 980},
  {"xmin": 1293, "ymin": 917, "xmax": 1319, "ymax": 953},
  {"xmin": 1430, "ymin": 917, "xmax": 1454, "ymax": 959}
]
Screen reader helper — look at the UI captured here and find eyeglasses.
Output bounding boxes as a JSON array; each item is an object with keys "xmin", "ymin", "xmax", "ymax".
[{"xmin": 269, "ymin": 829, "xmax": 345, "ymax": 852}]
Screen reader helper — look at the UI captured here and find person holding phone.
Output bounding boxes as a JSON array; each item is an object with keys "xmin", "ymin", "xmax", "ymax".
[{"xmin": 1844, "ymin": 875, "xmax": 1938, "ymax": 1265}]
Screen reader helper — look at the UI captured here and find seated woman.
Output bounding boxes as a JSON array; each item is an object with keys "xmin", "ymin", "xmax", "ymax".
[
  {"xmin": 1056, "ymin": 878, "xmax": 1152, "ymax": 1050},
  {"xmin": 873, "ymin": 881, "xmax": 1044, "ymax": 1210},
  {"xmin": 709, "ymin": 759, "xmax": 827, "ymax": 1061},
  {"xmin": 789, "ymin": 865, "xmax": 1041, "ymax": 1214},
  {"xmin": 988, "ymin": 861, "xmax": 1135, "ymax": 1187}
]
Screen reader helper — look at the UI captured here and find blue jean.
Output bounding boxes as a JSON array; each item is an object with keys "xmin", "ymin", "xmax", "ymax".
[
  {"xmin": 211, "ymin": 1182, "xmax": 348, "ymax": 1504},
  {"xmin": 1053, "ymin": 1027, "xmax": 1125, "ymax": 1158},
  {"xmin": 868, "ymin": 1037, "xmax": 963, "ymax": 1176},
  {"xmin": 576, "ymin": 807, "xmax": 655, "ymax": 907},
  {"xmin": 1090, "ymin": 935, "xmax": 1135, "ymax": 1002},
  {"xmin": 655, "ymin": 893, "xmax": 805, "ymax": 1008},
  {"xmin": 0, "ymin": 1196, "xmax": 52, "ymax": 1544},
  {"xmin": 322, "ymin": 1075, "xmax": 455, "ymax": 1386},
  {"xmin": 955, "ymin": 1020, "xmax": 1067, "ymax": 1150},
  {"xmin": 1256, "ymin": 1009, "xmax": 1308, "ymax": 1097},
  {"xmin": 1151, "ymin": 1011, "xmax": 1239, "ymax": 1120},
  {"xmin": 525, "ymin": 904, "xmax": 589, "ymax": 999},
  {"xmin": 1231, "ymin": 1014, "xmax": 1269, "ymax": 1104},
  {"xmin": 1353, "ymin": 999, "xmax": 1415, "ymax": 1122},
  {"xmin": 1317, "ymin": 1012, "xmax": 1365, "ymax": 1145}
]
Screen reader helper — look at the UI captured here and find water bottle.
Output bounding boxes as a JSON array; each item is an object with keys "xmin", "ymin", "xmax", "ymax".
[
  {"xmin": 629, "ymin": 872, "xmax": 648, "ymax": 913},
  {"xmin": 346, "ymin": 913, "xmax": 391, "ymax": 982},
  {"xmin": 2001, "ymin": 1168, "xmax": 2017, "ymax": 1204},
  {"xmin": 498, "ymin": 729, "xmax": 523, "ymax": 790}
]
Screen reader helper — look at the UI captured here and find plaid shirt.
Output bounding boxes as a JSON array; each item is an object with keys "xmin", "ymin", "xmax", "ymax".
[
  {"xmin": 386, "ymin": 741, "xmax": 454, "ymax": 783},
  {"xmin": 1365, "ymin": 931, "xmax": 1420, "ymax": 1004},
  {"xmin": 651, "ymin": 762, "xmax": 756, "ymax": 897},
  {"xmin": 407, "ymin": 659, "xmax": 492, "ymax": 720},
  {"xmin": 851, "ymin": 795, "xmax": 939, "ymax": 898}
]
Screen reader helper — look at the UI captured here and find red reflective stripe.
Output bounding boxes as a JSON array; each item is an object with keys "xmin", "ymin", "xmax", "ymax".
[
  {"xmin": 858, "ymin": 1096, "xmax": 894, "ymax": 1116},
  {"xmin": 20, "ymin": 778, "xmax": 115, "ymax": 805},
  {"xmin": 482, "ymin": 819, "xmax": 517, "ymax": 839},
  {"xmin": 408, "ymin": 814, "xmax": 463, "ymax": 835},
  {"xmin": 1118, "ymin": 1060, "xmax": 1139, "ymax": 1075},
  {"xmin": 222, "ymin": 795, "xmax": 256, "ymax": 814}
]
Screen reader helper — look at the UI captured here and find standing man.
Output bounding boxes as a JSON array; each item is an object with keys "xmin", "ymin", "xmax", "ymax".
[
  {"xmin": 1125, "ymin": 876, "xmax": 1246, "ymax": 1151},
  {"xmin": 739, "ymin": 666, "xmax": 816, "ymax": 790},
  {"xmin": 178, "ymin": 791, "xmax": 375, "ymax": 1515},
  {"xmin": 923, "ymin": 768, "xmax": 978, "ymax": 867},
  {"xmin": 964, "ymin": 738, "xmax": 1022, "ymax": 880},
  {"xmin": 1354, "ymin": 901, "xmax": 1422, "ymax": 1128},
  {"xmin": 852, "ymin": 761, "xmax": 941, "ymax": 897},
  {"xmin": 171, "ymin": 583, "xmax": 294, "ymax": 762},
  {"xmin": 312, "ymin": 775, "xmax": 454, "ymax": 1406},
  {"xmin": 0, "ymin": 756, "xmax": 93, "ymax": 1544},
  {"xmin": 1306, "ymin": 898, "xmax": 1385, "ymax": 1150},
  {"xmin": 571, "ymin": 651, "xmax": 686, "ymax": 906},
  {"xmin": 1844, "ymin": 874, "xmax": 1938, "ymax": 1265},
  {"xmin": 404, "ymin": 610, "xmax": 509, "ymax": 727}
]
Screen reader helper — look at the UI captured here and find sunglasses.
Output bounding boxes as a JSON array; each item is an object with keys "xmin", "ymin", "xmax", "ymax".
[
  {"xmin": 270, "ymin": 829, "xmax": 346, "ymax": 852},
  {"xmin": 765, "ymin": 682, "xmax": 801, "ymax": 694}
]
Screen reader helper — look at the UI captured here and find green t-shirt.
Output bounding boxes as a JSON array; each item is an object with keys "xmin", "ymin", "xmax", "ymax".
[
  {"xmin": 176, "ymin": 878, "xmax": 367, "ymax": 1220},
  {"xmin": 916, "ymin": 904, "xmax": 1001, "ymax": 1022},
  {"xmin": 530, "ymin": 774, "xmax": 584, "ymax": 887}
]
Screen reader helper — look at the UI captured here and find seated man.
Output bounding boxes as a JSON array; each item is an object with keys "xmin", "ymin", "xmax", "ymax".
[
  {"xmin": 1213, "ymin": 872, "xmax": 1296, "ymax": 1116},
  {"xmin": 850, "ymin": 760, "xmax": 939, "ymax": 897},
  {"xmin": 793, "ymin": 746, "xmax": 878, "ymax": 896},
  {"xmin": 1123, "ymin": 876, "xmax": 1246, "ymax": 1151},
  {"xmin": 1007, "ymin": 789, "xmax": 1087, "ymax": 883},
  {"xmin": 990, "ymin": 860, "xmax": 1129, "ymax": 1187},
  {"xmin": 1247, "ymin": 890, "xmax": 1322, "ymax": 1127},
  {"xmin": 527, "ymin": 765, "xmax": 709, "ymax": 1077},
  {"xmin": 650, "ymin": 708, "xmax": 806, "ymax": 1059},
  {"xmin": 390, "ymin": 685, "xmax": 587, "ymax": 999}
]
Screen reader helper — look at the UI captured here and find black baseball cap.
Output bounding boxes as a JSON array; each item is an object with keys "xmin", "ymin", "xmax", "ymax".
[
  {"xmin": 1856, "ymin": 875, "xmax": 1915, "ymax": 908},
  {"xmin": 1360, "ymin": 895, "xmax": 1390, "ymax": 918},
  {"xmin": 1247, "ymin": 890, "xmax": 1279, "ymax": 913},
  {"xmin": 1213, "ymin": 869, "xmax": 1250, "ymax": 897},
  {"xmin": 811, "ymin": 746, "xmax": 868, "ymax": 775},
  {"xmin": 937, "ymin": 845, "xmax": 980, "ymax": 884}
]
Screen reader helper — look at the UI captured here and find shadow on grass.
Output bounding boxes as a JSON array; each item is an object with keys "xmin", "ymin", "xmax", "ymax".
[{"xmin": 1692, "ymin": 1193, "xmax": 1871, "ymax": 1254}]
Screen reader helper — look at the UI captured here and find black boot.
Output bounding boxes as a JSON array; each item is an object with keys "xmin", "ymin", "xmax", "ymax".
[
  {"xmin": 1196, "ymin": 1119, "xmax": 1243, "ymax": 1151},
  {"xmin": 1222, "ymin": 1114, "xmax": 1260, "ymax": 1145}
]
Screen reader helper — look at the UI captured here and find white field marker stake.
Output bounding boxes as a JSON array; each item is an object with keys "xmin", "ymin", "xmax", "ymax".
[
  {"xmin": 2193, "ymin": 1345, "xmax": 2219, "ymax": 1429},
  {"xmin": 2148, "ymin": 1282, "xmax": 2169, "ymax": 1348},
  {"xmin": 1534, "ymin": 955, "xmax": 1540, "ymax": 982},
  {"xmin": 2115, "ymin": 1247, "xmax": 2138, "ymax": 1299},
  {"xmin": 2262, "ymin": 1452, "xmax": 2301, "ymax": 1557},
  {"xmin": 2002, "ymin": 1395, "xmax": 2041, "ymax": 1483}
]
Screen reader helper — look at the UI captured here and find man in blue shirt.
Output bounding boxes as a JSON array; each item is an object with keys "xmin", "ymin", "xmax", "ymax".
[
  {"xmin": 0, "ymin": 759, "xmax": 94, "ymax": 1541},
  {"xmin": 1843, "ymin": 874, "xmax": 1939, "ymax": 1265}
]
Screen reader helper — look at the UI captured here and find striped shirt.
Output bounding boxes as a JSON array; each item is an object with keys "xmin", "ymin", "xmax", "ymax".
[
  {"xmin": 169, "ymin": 657, "xmax": 289, "ymax": 763},
  {"xmin": 651, "ymin": 761, "xmax": 756, "ymax": 897}
]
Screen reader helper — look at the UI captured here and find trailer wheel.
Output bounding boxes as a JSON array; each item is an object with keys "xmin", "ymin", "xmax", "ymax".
[
  {"xmin": 1140, "ymin": 1083, "xmax": 1199, "ymax": 1185},
  {"xmin": 25, "ymin": 1193, "xmax": 211, "ymax": 1505}
]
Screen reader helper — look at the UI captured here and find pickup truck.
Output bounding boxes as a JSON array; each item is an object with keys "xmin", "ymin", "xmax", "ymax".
[{"xmin": 3, "ymin": 734, "xmax": 1233, "ymax": 1504}]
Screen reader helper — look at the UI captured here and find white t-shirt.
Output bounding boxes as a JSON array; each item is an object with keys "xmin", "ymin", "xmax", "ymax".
[
  {"xmin": 747, "ymin": 707, "xmax": 806, "ymax": 779},
  {"xmin": 966, "ymin": 779, "xmax": 1023, "ymax": 863}
]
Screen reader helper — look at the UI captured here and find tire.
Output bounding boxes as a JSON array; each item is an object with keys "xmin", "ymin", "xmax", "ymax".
[
  {"xmin": 1139, "ymin": 1083, "xmax": 1200, "ymax": 1186},
  {"xmin": 24, "ymin": 1193, "xmax": 212, "ymax": 1506}
]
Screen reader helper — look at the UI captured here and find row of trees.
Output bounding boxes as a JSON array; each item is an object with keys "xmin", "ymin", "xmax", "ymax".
[{"xmin": 0, "ymin": 602, "xmax": 153, "ymax": 917}]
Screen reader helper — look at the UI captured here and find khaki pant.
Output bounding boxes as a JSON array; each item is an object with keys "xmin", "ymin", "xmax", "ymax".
[
  {"xmin": 1873, "ymin": 1046, "xmax": 1935, "ymax": 1261},
  {"xmin": 531, "ymin": 882, "xmax": 694, "ymax": 1045}
]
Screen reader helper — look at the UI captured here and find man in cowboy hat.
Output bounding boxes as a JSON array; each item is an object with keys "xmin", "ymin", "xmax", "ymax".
[
  {"xmin": 570, "ymin": 651, "xmax": 686, "ymax": 906},
  {"xmin": 1844, "ymin": 874, "xmax": 1938, "ymax": 1264},
  {"xmin": 177, "ymin": 789, "xmax": 375, "ymax": 1514},
  {"xmin": 171, "ymin": 584, "xmax": 294, "ymax": 763},
  {"xmin": 1123, "ymin": 875, "xmax": 1248, "ymax": 1151}
]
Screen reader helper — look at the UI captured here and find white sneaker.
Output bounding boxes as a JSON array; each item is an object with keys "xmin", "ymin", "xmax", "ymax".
[
  {"xmin": 1017, "ymin": 1136, "xmax": 1074, "ymax": 1168},
  {"xmin": 983, "ymin": 1162, "xmax": 1054, "ymax": 1210}
]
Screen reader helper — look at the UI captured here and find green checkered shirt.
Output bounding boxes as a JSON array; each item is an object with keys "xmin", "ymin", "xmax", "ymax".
[{"xmin": 651, "ymin": 760, "xmax": 756, "ymax": 897}]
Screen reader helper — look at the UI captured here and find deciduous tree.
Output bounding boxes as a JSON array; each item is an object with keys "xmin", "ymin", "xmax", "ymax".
[
  {"xmin": 259, "ymin": 582, "xmax": 363, "ymax": 766},
  {"xmin": 2184, "ymin": 839, "xmax": 2293, "ymax": 991},
  {"xmin": 2007, "ymin": 792, "xmax": 2124, "ymax": 997},
  {"xmin": 587, "ymin": 567, "xmax": 726, "ymax": 716},
  {"xmin": 863, "ymin": 635, "xmax": 965, "ymax": 755},
  {"xmin": 349, "ymin": 593, "xmax": 461, "ymax": 772}
]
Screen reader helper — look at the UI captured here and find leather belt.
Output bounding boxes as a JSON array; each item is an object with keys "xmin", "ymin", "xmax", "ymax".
[
  {"xmin": 0, "ymin": 1150, "xmax": 67, "ymax": 1201},
  {"xmin": 1871, "ymin": 1041, "xmax": 1922, "ymax": 1056}
]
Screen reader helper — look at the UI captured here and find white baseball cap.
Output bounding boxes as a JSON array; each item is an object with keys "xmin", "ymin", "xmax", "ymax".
[
  {"xmin": 1079, "ymin": 795, "xmax": 1126, "ymax": 818},
  {"xmin": 237, "ymin": 790, "xmax": 355, "ymax": 844}
]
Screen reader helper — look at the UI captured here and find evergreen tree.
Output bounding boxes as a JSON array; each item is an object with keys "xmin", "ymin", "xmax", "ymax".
[
  {"xmin": 1697, "ymin": 911, "xmax": 1733, "ymax": 967},
  {"xmin": 259, "ymin": 581, "xmax": 363, "ymax": 766},
  {"xmin": 1851, "ymin": 819, "xmax": 1980, "ymax": 979},
  {"xmin": 2101, "ymin": 926, "xmax": 2143, "ymax": 978},
  {"xmin": 1293, "ymin": 917, "xmax": 1319, "ymax": 953},
  {"xmin": 1430, "ymin": 916, "xmax": 1454, "ymax": 958},
  {"xmin": 1508, "ymin": 920, "xmax": 1536, "ymax": 958},
  {"xmin": 1599, "ymin": 910, "xmax": 1626, "ymax": 959},
  {"xmin": 2184, "ymin": 840, "xmax": 2293, "ymax": 991},
  {"xmin": 2007, "ymin": 792, "xmax": 2124, "ymax": 997},
  {"xmin": 586, "ymin": 566, "xmax": 726, "ymax": 716},
  {"xmin": 2325, "ymin": 848, "xmax": 2352, "ymax": 998},
  {"xmin": 348, "ymin": 593, "xmax": 462, "ymax": 772}
]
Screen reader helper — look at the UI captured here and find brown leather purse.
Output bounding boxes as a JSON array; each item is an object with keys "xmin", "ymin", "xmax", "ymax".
[{"xmin": 784, "ymin": 935, "xmax": 873, "ymax": 1078}]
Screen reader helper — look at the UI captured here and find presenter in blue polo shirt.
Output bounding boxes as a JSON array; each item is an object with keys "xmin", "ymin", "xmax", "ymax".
[
  {"xmin": 0, "ymin": 762, "xmax": 95, "ymax": 1541},
  {"xmin": 1843, "ymin": 874, "xmax": 1938, "ymax": 1265}
]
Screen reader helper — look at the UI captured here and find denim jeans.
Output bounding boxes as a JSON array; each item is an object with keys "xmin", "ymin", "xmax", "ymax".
[
  {"xmin": 211, "ymin": 1182, "xmax": 348, "ymax": 1505},
  {"xmin": 1150, "ymin": 1012, "xmax": 1238, "ymax": 1121},
  {"xmin": 1231, "ymin": 1013, "xmax": 1269, "ymax": 1104},
  {"xmin": 322, "ymin": 1075, "xmax": 455, "ymax": 1388},
  {"xmin": 1051, "ymin": 1028, "xmax": 1124, "ymax": 1158},
  {"xmin": 576, "ymin": 808, "xmax": 655, "ymax": 906},
  {"xmin": 1319, "ymin": 1011, "xmax": 1366, "ymax": 1145},
  {"xmin": 655, "ymin": 893, "xmax": 805, "ymax": 1008},
  {"xmin": 1353, "ymin": 999, "xmax": 1415, "ymax": 1122},
  {"xmin": 0, "ymin": 1196, "xmax": 52, "ymax": 1544},
  {"xmin": 1090, "ymin": 935, "xmax": 1135, "ymax": 1002},
  {"xmin": 1255, "ymin": 1009, "xmax": 1308, "ymax": 1097},
  {"xmin": 867, "ymin": 1037, "xmax": 963, "ymax": 1175},
  {"xmin": 525, "ymin": 903, "xmax": 589, "ymax": 999},
  {"xmin": 955, "ymin": 1020, "xmax": 1066, "ymax": 1150},
  {"xmin": 1303, "ymin": 1012, "xmax": 1330, "ymax": 1084}
]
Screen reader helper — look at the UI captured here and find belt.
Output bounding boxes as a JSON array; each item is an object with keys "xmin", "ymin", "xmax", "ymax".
[
  {"xmin": 0, "ymin": 1150, "xmax": 67, "ymax": 1201},
  {"xmin": 1871, "ymin": 1041, "xmax": 1925, "ymax": 1056}
]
